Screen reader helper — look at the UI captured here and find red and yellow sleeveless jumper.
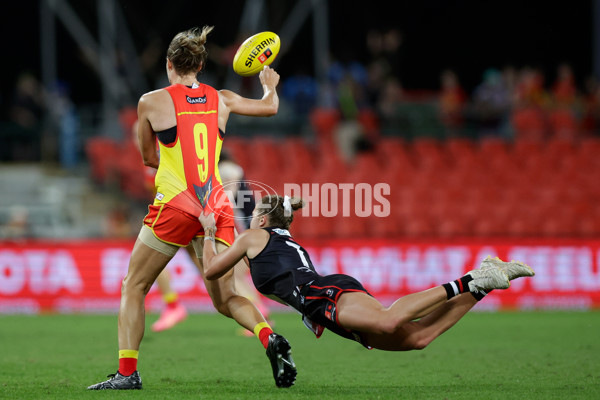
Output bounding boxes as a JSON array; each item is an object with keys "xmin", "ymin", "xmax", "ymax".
[{"xmin": 143, "ymin": 83, "xmax": 234, "ymax": 246}]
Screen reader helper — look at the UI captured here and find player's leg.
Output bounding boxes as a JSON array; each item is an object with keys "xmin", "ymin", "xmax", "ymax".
[
  {"xmin": 194, "ymin": 240, "xmax": 267, "ymax": 331},
  {"xmin": 151, "ymin": 266, "xmax": 188, "ymax": 332},
  {"xmin": 89, "ymin": 227, "xmax": 176, "ymax": 390},
  {"xmin": 118, "ymin": 238, "xmax": 172, "ymax": 350},
  {"xmin": 233, "ymin": 259, "xmax": 271, "ymax": 322},
  {"xmin": 367, "ymin": 257, "xmax": 536, "ymax": 351},
  {"xmin": 336, "ymin": 286, "xmax": 449, "ymax": 338},
  {"xmin": 359, "ymin": 293, "xmax": 478, "ymax": 351},
  {"xmin": 192, "ymin": 238, "xmax": 296, "ymax": 387},
  {"xmin": 336, "ymin": 266, "xmax": 512, "ymax": 351},
  {"xmin": 155, "ymin": 268, "xmax": 172, "ymax": 294}
]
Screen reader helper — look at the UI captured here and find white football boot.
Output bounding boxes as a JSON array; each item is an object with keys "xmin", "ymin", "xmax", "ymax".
[
  {"xmin": 480, "ymin": 256, "xmax": 535, "ymax": 281},
  {"xmin": 466, "ymin": 267, "xmax": 510, "ymax": 293}
]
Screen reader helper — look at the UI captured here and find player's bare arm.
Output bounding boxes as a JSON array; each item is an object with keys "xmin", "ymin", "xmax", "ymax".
[
  {"xmin": 217, "ymin": 66, "xmax": 280, "ymax": 129},
  {"xmin": 137, "ymin": 89, "xmax": 176, "ymax": 168},
  {"xmin": 199, "ymin": 213, "xmax": 268, "ymax": 280}
]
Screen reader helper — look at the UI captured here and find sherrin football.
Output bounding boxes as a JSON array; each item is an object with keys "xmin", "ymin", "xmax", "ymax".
[{"xmin": 232, "ymin": 31, "xmax": 281, "ymax": 76}]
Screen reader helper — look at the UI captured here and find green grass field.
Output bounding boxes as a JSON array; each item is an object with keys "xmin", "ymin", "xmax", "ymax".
[{"xmin": 1, "ymin": 311, "xmax": 599, "ymax": 399}]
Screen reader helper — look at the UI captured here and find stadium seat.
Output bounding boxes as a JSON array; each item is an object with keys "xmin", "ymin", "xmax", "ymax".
[
  {"xmin": 280, "ymin": 136, "xmax": 316, "ymax": 177},
  {"xmin": 404, "ymin": 215, "xmax": 436, "ymax": 237},
  {"xmin": 247, "ymin": 137, "xmax": 281, "ymax": 172},
  {"xmin": 411, "ymin": 137, "xmax": 447, "ymax": 171},
  {"xmin": 336, "ymin": 214, "xmax": 368, "ymax": 238},
  {"xmin": 446, "ymin": 137, "xmax": 477, "ymax": 169},
  {"xmin": 118, "ymin": 160, "xmax": 148, "ymax": 201},
  {"xmin": 511, "ymin": 107, "xmax": 548, "ymax": 140},
  {"xmin": 512, "ymin": 137, "xmax": 544, "ymax": 159},
  {"xmin": 301, "ymin": 215, "xmax": 334, "ymax": 239},
  {"xmin": 542, "ymin": 137, "xmax": 576, "ymax": 165},
  {"xmin": 540, "ymin": 211, "xmax": 579, "ymax": 237},
  {"xmin": 118, "ymin": 107, "xmax": 138, "ymax": 139},
  {"xmin": 310, "ymin": 108, "xmax": 341, "ymax": 144},
  {"xmin": 507, "ymin": 213, "xmax": 543, "ymax": 237},
  {"xmin": 357, "ymin": 109, "xmax": 380, "ymax": 139},
  {"xmin": 578, "ymin": 216, "xmax": 600, "ymax": 236},
  {"xmin": 346, "ymin": 152, "xmax": 381, "ymax": 184},
  {"xmin": 577, "ymin": 137, "xmax": 600, "ymax": 166},
  {"xmin": 223, "ymin": 136, "xmax": 252, "ymax": 171},
  {"xmin": 369, "ymin": 214, "xmax": 402, "ymax": 237},
  {"xmin": 547, "ymin": 108, "xmax": 579, "ymax": 139},
  {"xmin": 437, "ymin": 215, "xmax": 472, "ymax": 237},
  {"xmin": 479, "ymin": 135, "xmax": 509, "ymax": 155},
  {"xmin": 374, "ymin": 137, "xmax": 414, "ymax": 174},
  {"xmin": 472, "ymin": 200, "xmax": 513, "ymax": 236},
  {"xmin": 85, "ymin": 136, "xmax": 120, "ymax": 185}
]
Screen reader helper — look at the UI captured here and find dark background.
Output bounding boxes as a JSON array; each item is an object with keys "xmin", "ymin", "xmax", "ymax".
[{"xmin": 0, "ymin": 0, "xmax": 594, "ymax": 112}]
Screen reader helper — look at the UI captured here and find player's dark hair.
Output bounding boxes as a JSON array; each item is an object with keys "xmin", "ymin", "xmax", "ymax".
[
  {"xmin": 256, "ymin": 195, "xmax": 304, "ymax": 230},
  {"xmin": 167, "ymin": 26, "xmax": 214, "ymax": 76}
]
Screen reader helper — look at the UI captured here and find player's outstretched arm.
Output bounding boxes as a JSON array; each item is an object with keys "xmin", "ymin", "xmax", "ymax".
[{"xmin": 219, "ymin": 66, "xmax": 280, "ymax": 117}]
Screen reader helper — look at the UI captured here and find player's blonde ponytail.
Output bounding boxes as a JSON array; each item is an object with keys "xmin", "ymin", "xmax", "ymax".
[{"xmin": 167, "ymin": 26, "xmax": 214, "ymax": 76}]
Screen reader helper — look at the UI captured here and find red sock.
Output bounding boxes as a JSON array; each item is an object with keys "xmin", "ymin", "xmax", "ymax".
[
  {"xmin": 166, "ymin": 300, "xmax": 179, "ymax": 310},
  {"xmin": 254, "ymin": 323, "xmax": 273, "ymax": 349},
  {"xmin": 118, "ymin": 350, "xmax": 138, "ymax": 376},
  {"xmin": 164, "ymin": 292, "xmax": 179, "ymax": 310}
]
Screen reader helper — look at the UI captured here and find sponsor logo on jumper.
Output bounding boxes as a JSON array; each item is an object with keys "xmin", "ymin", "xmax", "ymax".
[
  {"xmin": 245, "ymin": 37, "xmax": 276, "ymax": 67},
  {"xmin": 186, "ymin": 95, "xmax": 207, "ymax": 104}
]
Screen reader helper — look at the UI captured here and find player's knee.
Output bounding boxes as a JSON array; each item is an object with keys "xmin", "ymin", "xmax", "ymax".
[
  {"xmin": 211, "ymin": 297, "xmax": 233, "ymax": 317},
  {"xmin": 375, "ymin": 318, "xmax": 402, "ymax": 335},
  {"xmin": 378, "ymin": 312, "xmax": 411, "ymax": 335},
  {"xmin": 121, "ymin": 275, "xmax": 152, "ymax": 296},
  {"xmin": 411, "ymin": 338, "xmax": 430, "ymax": 350},
  {"xmin": 409, "ymin": 333, "xmax": 434, "ymax": 350}
]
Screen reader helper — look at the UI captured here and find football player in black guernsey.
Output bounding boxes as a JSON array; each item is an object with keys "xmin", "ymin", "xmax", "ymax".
[{"xmin": 198, "ymin": 195, "xmax": 534, "ymax": 351}]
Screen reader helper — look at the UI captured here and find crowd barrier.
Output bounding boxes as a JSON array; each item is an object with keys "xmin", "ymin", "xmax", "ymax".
[{"xmin": 1, "ymin": 238, "xmax": 599, "ymax": 313}]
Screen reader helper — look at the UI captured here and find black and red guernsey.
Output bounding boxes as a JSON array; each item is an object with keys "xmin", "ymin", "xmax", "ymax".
[{"xmin": 248, "ymin": 227, "xmax": 318, "ymax": 311}]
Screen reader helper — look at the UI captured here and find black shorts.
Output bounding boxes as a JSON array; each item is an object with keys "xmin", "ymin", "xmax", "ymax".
[{"xmin": 300, "ymin": 274, "xmax": 372, "ymax": 347}]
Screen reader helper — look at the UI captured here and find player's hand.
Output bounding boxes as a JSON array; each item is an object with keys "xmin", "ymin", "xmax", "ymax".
[
  {"xmin": 259, "ymin": 66, "xmax": 280, "ymax": 88},
  {"xmin": 198, "ymin": 212, "xmax": 216, "ymax": 230}
]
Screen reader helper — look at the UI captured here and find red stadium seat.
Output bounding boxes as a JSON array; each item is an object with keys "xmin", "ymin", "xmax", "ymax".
[
  {"xmin": 118, "ymin": 107, "xmax": 138, "ymax": 139},
  {"xmin": 336, "ymin": 214, "xmax": 368, "ymax": 238},
  {"xmin": 118, "ymin": 158, "xmax": 149, "ymax": 201},
  {"xmin": 437, "ymin": 215, "xmax": 473, "ymax": 238},
  {"xmin": 346, "ymin": 152, "xmax": 381, "ymax": 184},
  {"xmin": 547, "ymin": 108, "xmax": 579, "ymax": 139},
  {"xmin": 310, "ymin": 108, "xmax": 341, "ymax": 145},
  {"xmin": 512, "ymin": 137, "xmax": 544, "ymax": 159},
  {"xmin": 280, "ymin": 137, "xmax": 316, "ymax": 177},
  {"xmin": 542, "ymin": 137, "xmax": 576, "ymax": 166},
  {"xmin": 357, "ymin": 109, "xmax": 380, "ymax": 139},
  {"xmin": 446, "ymin": 137, "xmax": 477, "ymax": 169},
  {"xmin": 85, "ymin": 136, "xmax": 120, "ymax": 185},
  {"xmin": 411, "ymin": 137, "xmax": 447, "ymax": 171},
  {"xmin": 369, "ymin": 214, "xmax": 402, "ymax": 237},
  {"xmin": 222, "ymin": 136, "xmax": 252, "ymax": 171},
  {"xmin": 374, "ymin": 137, "xmax": 414, "ymax": 175},
  {"xmin": 301, "ymin": 215, "xmax": 335, "ymax": 239},
  {"xmin": 578, "ymin": 217, "xmax": 600, "ymax": 237},
  {"xmin": 404, "ymin": 215, "xmax": 436, "ymax": 237},
  {"xmin": 540, "ymin": 212, "xmax": 579, "ymax": 237},
  {"xmin": 511, "ymin": 107, "xmax": 548, "ymax": 140},
  {"xmin": 578, "ymin": 137, "xmax": 600, "ymax": 165}
]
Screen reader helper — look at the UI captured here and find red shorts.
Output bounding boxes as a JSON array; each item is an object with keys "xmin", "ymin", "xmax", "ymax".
[{"xmin": 143, "ymin": 203, "xmax": 235, "ymax": 246}]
